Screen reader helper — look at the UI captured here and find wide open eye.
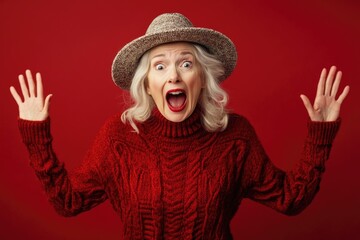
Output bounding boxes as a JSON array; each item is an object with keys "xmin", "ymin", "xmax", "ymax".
[
  {"xmin": 181, "ymin": 61, "xmax": 192, "ymax": 68},
  {"xmin": 155, "ymin": 64, "xmax": 165, "ymax": 70}
]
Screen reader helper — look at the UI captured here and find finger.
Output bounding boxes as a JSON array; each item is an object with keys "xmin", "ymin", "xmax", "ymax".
[
  {"xmin": 9, "ymin": 86, "xmax": 23, "ymax": 105},
  {"xmin": 330, "ymin": 70, "xmax": 342, "ymax": 97},
  {"xmin": 26, "ymin": 69, "xmax": 36, "ymax": 97},
  {"xmin": 43, "ymin": 94, "xmax": 53, "ymax": 112},
  {"xmin": 336, "ymin": 85, "xmax": 350, "ymax": 104},
  {"xmin": 36, "ymin": 72, "xmax": 44, "ymax": 101},
  {"xmin": 316, "ymin": 68, "xmax": 326, "ymax": 97},
  {"xmin": 325, "ymin": 66, "xmax": 336, "ymax": 96},
  {"xmin": 300, "ymin": 94, "xmax": 315, "ymax": 119},
  {"xmin": 18, "ymin": 74, "xmax": 29, "ymax": 99}
]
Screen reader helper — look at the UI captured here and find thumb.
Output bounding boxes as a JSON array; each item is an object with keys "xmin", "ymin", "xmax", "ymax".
[
  {"xmin": 43, "ymin": 94, "xmax": 53, "ymax": 112},
  {"xmin": 300, "ymin": 94, "xmax": 311, "ymax": 108},
  {"xmin": 300, "ymin": 94, "xmax": 315, "ymax": 120}
]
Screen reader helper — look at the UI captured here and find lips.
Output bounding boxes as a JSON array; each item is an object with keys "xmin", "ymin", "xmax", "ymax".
[{"xmin": 166, "ymin": 89, "xmax": 187, "ymax": 112}]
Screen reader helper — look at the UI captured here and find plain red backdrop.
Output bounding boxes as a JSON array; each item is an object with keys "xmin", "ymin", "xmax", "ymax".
[{"xmin": 1, "ymin": 0, "xmax": 359, "ymax": 239}]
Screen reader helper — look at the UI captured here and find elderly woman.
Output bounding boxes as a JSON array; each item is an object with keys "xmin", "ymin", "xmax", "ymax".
[{"xmin": 10, "ymin": 13, "xmax": 349, "ymax": 239}]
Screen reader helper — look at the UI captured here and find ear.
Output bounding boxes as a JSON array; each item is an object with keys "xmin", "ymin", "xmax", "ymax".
[
  {"xmin": 144, "ymin": 78, "xmax": 151, "ymax": 95},
  {"xmin": 146, "ymin": 84, "xmax": 151, "ymax": 95}
]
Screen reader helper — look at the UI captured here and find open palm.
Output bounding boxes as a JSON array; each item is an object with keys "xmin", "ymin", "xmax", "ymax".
[
  {"xmin": 10, "ymin": 70, "xmax": 52, "ymax": 121},
  {"xmin": 300, "ymin": 66, "xmax": 350, "ymax": 122}
]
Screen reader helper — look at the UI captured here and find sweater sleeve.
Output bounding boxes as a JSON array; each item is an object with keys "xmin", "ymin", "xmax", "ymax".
[
  {"xmin": 243, "ymin": 119, "xmax": 341, "ymax": 215},
  {"xmin": 18, "ymin": 118, "xmax": 107, "ymax": 217}
]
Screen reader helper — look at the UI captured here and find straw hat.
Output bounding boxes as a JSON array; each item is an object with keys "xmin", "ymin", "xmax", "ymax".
[{"xmin": 111, "ymin": 13, "xmax": 237, "ymax": 90}]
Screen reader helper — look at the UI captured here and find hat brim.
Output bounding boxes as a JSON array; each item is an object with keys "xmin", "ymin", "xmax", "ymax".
[{"xmin": 112, "ymin": 27, "xmax": 237, "ymax": 90}]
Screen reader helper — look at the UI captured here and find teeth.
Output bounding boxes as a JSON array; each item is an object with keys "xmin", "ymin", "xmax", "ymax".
[{"xmin": 169, "ymin": 91, "xmax": 183, "ymax": 95}]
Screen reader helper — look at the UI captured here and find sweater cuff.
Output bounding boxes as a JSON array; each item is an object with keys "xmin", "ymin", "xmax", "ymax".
[
  {"xmin": 307, "ymin": 118, "xmax": 341, "ymax": 145},
  {"xmin": 18, "ymin": 118, "xmax": 52, "ymax": 144}
]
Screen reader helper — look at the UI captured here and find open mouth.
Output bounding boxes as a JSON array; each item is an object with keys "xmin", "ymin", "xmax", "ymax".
[{"xmin": 166, "ymin": 89, "xmax": 187, "ymax": 112}]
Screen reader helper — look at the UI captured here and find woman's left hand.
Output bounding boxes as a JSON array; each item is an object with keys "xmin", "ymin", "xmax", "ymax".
[{"xmin": 300, "ymin": 66, "xmax": 350, "ymax": 122}]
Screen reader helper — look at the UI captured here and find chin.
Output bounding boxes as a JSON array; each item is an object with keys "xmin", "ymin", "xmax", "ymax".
[
  {"xmin": 164, "ymin": 114, "xmax": 186, "ymax": 123},
  {"xmin": 164, "ymin": 108, "xmax": 192, "ymax": 123}
]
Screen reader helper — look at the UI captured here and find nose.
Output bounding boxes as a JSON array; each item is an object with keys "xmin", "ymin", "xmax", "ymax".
[{"xmin": 168, "ymin": 66, "xmax": 181, "ymax": 83}]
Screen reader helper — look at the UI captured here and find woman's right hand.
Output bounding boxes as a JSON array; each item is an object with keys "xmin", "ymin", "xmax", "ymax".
[{"xmin": 10, "ymin": 70, "xmax": 52, "ymax": 121}]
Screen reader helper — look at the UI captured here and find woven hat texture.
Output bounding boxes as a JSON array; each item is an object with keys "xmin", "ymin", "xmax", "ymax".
[{"xmin": 111, "ymin": 13, "xmax": 237, "ymax": 90}]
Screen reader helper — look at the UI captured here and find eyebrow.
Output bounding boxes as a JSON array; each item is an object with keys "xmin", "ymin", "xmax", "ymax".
[{"xmin": 150, "ymin": 51, "xmax": 194, "ymax": 60}]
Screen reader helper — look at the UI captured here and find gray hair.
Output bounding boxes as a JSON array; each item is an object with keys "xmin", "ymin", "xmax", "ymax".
[{"xmin": 121, "ymin": 43, "xmax": 229, "ymax": 133}]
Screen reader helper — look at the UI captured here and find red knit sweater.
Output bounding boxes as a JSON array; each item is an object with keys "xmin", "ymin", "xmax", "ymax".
[{"xmin": 19, "ymin": 108, "xmax": 340, "ymax": 239}]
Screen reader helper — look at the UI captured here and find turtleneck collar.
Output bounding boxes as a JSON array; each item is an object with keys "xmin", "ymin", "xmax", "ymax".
[{"xmin": 142, "ymin": 107, "xmax": 204, "ymax": 138}]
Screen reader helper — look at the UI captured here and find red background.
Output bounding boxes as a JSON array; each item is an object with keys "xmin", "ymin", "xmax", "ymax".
[{"xmin": 1, "ymin": 0, "xmax": 359, "ymax": 239}]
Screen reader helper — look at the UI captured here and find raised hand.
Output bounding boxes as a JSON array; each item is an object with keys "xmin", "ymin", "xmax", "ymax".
[
  {"xmin": 300, "ymin": 66, "xmax": 350, "ymax": 122},
  {"xmin": 10, "ymin": 70, "xmax": 52, "ymax": 121}
]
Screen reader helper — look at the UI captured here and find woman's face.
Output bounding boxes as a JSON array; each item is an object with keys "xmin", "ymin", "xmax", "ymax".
[{"xmin": 147, "ymin": 42, "xmax": 203, "ymax": 122}]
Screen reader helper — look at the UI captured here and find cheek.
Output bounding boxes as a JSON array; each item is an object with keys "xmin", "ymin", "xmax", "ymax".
[
  {"xmin": 188, "ymin": 76, "xmax": 203, "ymax": 101},
  {"xmin": 147, "ymin": 74, "xmax": 158, "ymax": 94},
  {"xmin": 148, "ymin": 84, "xmax": 162, "ymax": 97},
  {"xmin": 147, "ymin": 71, "xmax": 166, "ymax": 95},
  {"xmin": 147, "ymin": 81, "xmax": 164, "ymax": 105}
]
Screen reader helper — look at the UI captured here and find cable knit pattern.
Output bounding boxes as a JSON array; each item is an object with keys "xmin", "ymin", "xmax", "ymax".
[{"xmin": 18, "ymin": 109, "xmax": 340, "ymax": 239}]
